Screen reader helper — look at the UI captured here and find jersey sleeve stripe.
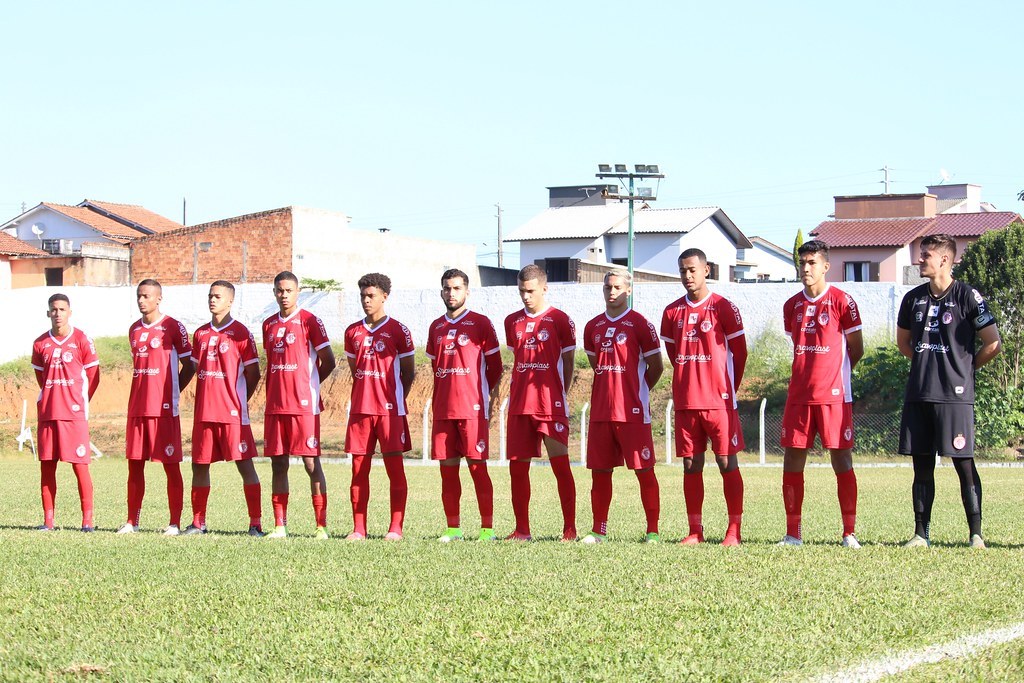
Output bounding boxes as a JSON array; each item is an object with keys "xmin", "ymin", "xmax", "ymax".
[
  {"xmin": 31, "ymin": 364, "xmax": 44, "ymax": 371},
  {"xmin": 561, "ymin": 345, "xmax": 577, "ymax": 352},
  {"xmin": 424, "ymin": 351, "xmax": 436, "ymax": 359},
  {"xmin": 397, "ymin": 350, "xmax": 416, "ymax": 359},
  {"xmin": 345, "ymin": 351, "xmax": 357, "ymax": 358},
  {"xmin": 82, "ymin": 361, "xmax": 99, "ymax": 369},
  {"xmin": 483, "ymin": 347, "xmax": 500, "ymax": 356},
  {"xmin": 242, "ymin": 358, "xmax": 260, "ymax": 367},
  {"xmin": 659, "ymin": 335, "xmax": 674, "ymax": 343},
  {"xmin": 642, "ymin": 348, "xmax": 661, "ymax": 358},
  {"xmin": 843, "ymin": 324, "xmax": 864, "ymax": 334},
  {"xmin": 725, "ymin": 330, "xmax": 745, "ymax": 340},
  {"xmin": 313, "ymin": 341, "xmax": 332, "ymax": 351}
]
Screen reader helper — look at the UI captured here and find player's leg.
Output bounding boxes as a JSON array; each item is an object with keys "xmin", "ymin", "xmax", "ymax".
[
  {"xmin": 635, "ymin": 466, "xmax": 660, "ymax": 541},
  {"xmin": 830, "ymin": 448, "xmax": 858, "ymax": 546},
  {"xmin": 909, "ymin": 453, "xmax": 936, "ymax": 546},
  {"xmin": 715, "ymin": 454, "xmax": 743, "ymax": 546},
  {"xmin": 467, "ymin": 460, "xmax": 494, "ymax": 540},
  {"xmin": 72, "ymin": 462, "xmax": 94, "ymax": 531},
  {"xmin": 381, "ymin": 453, "xmax": 407, "ymax": 540},
  {"xmin": 438, "ymin": 457, "xmax": 463, "ymax": 541},
  {"xmin": 39, "ymin": 458, "xmax": 58, "ymax": 530},
  {"xmin": 780, "ymin": 402, "xmax": 811, "ymax": 545},
  {"xmin": 544, "ymin": 433, "xmax": 576, "ymax": 541},
  {"xmin": 900, "ymin": 402, "xmax": 936, "ymax": 547},
  {"xmin": 505, "ymin": 415, "xmax": 537, "ymax": 541},
  {"xmin": 682, "ymin": 453, "xmax": 706, "ymax": 544},
  {"xmin": 585, "ymin": 468, "xmax": 613, "ymax": 543},
  {"xmin": 348, "ymin": 453, "xmax": 372, "ymax": 540},
  {"xmin": 122, "ymin": 458, "xmax": 146, "ymax": 532},
  {"xmin": 163, "ymin": 463, "xmax": 184, "ymax": 534},
  {"xmin": 304, "ymin": 456, "xmax": 328, "ymax": 538},
  {"xmin": 269, "ymin": 455, "xmax": 290, "ymax": 537},
  {"xmin": 187, "ymin": 462, "xmax": 212, "ymax": 534},
  {"xmin": 623, "ymin": 423, "xmax": 659, "ymax": 542},
  {"xmin": 235, "ymin": 458, "xmax": 264, "ymax": 535},
  {"xmin": 952, "ymin": 456, "xmax": 983, "ymax": 547}
]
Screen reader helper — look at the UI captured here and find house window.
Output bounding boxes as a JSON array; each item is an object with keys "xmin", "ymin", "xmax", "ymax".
[
  {"xmin": 611, "ymin": 258, "xmax": 628, "ymax": 267},
  {"xmin": 545, "ymin": 258, "xmax": 571, "ymax": 282},
  {"xmin": 45, "ymin": 268, "xmax": 63, "ymax": 286},
  {"xmin": 844, "ymin": 261, "xmax": 879, "ymax": 282},
  {"xmin": 707, "ymin": 262, "xmax": 720, "ymax": 280}
]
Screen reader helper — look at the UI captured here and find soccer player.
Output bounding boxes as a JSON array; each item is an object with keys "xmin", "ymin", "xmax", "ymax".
[
  {"xmin": 31, "ymin": 293, "xmax": 99, "ymax": 531},
  {"xmin": 661, "ymin": 249, "xmax": 747, "ymax": 546},
  {"xmin": 426, "ymin": 268, "xmax": 503, "ymax": 542},
  {"xmin": 582, "ymin": 269, "xmax": 663, "ymax": 543},
  {"xmin": 343, "ymin": 272, "xmax": 415, "ymax": 541},
  {"xmin": 120, "ymin": 279, "xmax": 195, "ymax": 535},
  {"xmin": 504, "ymin": 264, "xmax": 578, "ymax": 541},
  {"xmin": 185, "ymin": 280, "xmax": 264, "ymax": 536},
  {"xmin": 896, "ymin": 233, "xmax": 1001, "ymax": 549},
  {"xmin": 780, "ymin": 240, "xmax": 864, "ymax": 547},
  {"xmin": 262, "ymin": 271, "xmax": 336, "ymax": 540}
]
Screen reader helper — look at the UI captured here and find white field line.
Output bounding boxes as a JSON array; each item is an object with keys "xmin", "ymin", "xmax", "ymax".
[{"xmin": 812, "ymin": 620, "xmax": 1024, "ymax": 683}]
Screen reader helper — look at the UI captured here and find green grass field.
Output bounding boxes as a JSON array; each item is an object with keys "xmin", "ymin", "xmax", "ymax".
[{"xmin": 0, "ymin": 459, "xmax": 1022, "ymax": 681}]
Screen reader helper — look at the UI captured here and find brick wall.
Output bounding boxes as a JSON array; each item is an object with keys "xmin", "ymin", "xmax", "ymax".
[{"xmin": 130, "ymin": 207, "xmax": 293, "ymax": 285}]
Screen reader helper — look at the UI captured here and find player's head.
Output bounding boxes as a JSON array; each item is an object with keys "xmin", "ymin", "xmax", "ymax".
[
  {"xmin": 517, "ymin": 264, "xmax": 548, "ymax": 314},
  {"xmin": 796, "ymin": 240, "xmax": 831, "ymax": 288},
  {"xmin": 273, "ymin": 271, "xmax": 300, "ymax": 315},
  {"xmin": 208, "ymin": 280, "xmax": 235, "ymax": 317},
  {"xmin": 136, "ymin": 279, "xmax": 162, "ymax": 316},
  {"xmin": 918, "ymin": 233, "xmax": 957, "ymax": 279},
  {"xmin": 603, "ymin": 268, "xmax": 632, "ymax": 313},
  {"xmin": 358, "ymin": 272, "xmax": 391, "ymax": 318},
  {"xmin": 440, "ymin": 268, "xmax": 470, "ymax": 314},
  {"xmin": 678, "ymin": 248, "xmax": 710, "ymax": 297},
  {"xmin": 46, "ymin": 293, "xmax": 71, "ymax": 329}
]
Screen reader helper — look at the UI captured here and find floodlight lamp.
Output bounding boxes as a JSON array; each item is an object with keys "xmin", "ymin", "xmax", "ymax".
[
  {"xmin": 614, "ymin": 164, "xmax": 627, "ymax": 173},
  {"xmin": 598, "ymin": 164, "xmax": 612, "ymax": 173},
  {"xmin": 635, "ymin": 164, "xmax": 647, "ymax": 173},
  {"xmin": 647, "ymin": 165, "xmax": 660, "ymax": 174}
]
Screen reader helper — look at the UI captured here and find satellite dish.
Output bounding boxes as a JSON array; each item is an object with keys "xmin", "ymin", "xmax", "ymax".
[
  {"xmin": 938, "ymin": 169, "xmax": 951, "ymax": 184},
  {"xmin": 31, "ymin": 223, "xmax": 45, "ymax": 237}
]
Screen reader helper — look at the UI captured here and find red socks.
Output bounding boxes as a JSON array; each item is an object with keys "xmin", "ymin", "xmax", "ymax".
[
  {"xmin": 312, "ymin": 493, "xmax": 327, "ymax": 528},
  {"xmin": 467, "ymin": 461, "xmax": 493, "ymax": 529},
  {"xmin": 549, "ymin": 455, "xmax": 576, "ymax": 535},
  {"xmin": 722, "ymin": 468, "xmax": 744, "ymax": 538},
  {"xmin": 127, "ymin": 459, "xmax": 146, "ymax": 526},
  {"xmin": 635, "ymin": 468, "xmax": 660, "ymax": 535},
  {"xmin": 40, "ymin": 459, "xmax": 57, "ymax": 528},
  {"xmin": 782, "ymin": 471, "xmax": 804, "ymax": 539},
  {"xmin": 683, "ymin": 471, "xmax": 705, "ymax": 534},
  {"xmin": 350, "ymin": 455, "xmax": 371, "ymax": 535},
  {"xmin": 590, "ymin": 470, "xmax": 613, "ymax": 535},
  {"xmin": 383, "ymin": 456, "xmax": 407, "ymax": 535},
  {"xmin": 439, "ymin": 464, "xmax": 462, "ymax": 527},
  {"xmin": 164, "ymin": 464, "xmax": 184, "ymax": 528},
  {"xmin": 272, "ymin": 492, "xmax": 289, "ymax": 527},
  {"xmin": 836, "ymin": 469, "xmax": 857, "ymax": 536},
  {"xmin": 243, "ymin": 482, "xmax": 262, "ymax": 527},
  {"xmin": 509, "ymin": 460, "xmax": 532, "ymax": 535},
  {"xmin": 72, "ymin": 463, "xmax": 94, "ymax": 528},
  {"xmin": 191, "ymin": 485, "xmax": 211, "ymax": 528}
]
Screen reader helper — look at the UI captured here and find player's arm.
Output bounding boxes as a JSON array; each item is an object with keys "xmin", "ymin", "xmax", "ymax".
[
  {"xmin": 178, "ymin": 356, "xmax": 195, "ymax": 389},
  {"xmin": 243, "ymin": 362, "xmax": 260, "ymax": 401},
  {"xmin": 644, "ymin": 351, "xmax": 664, "ymax": 389},
  {"xmin": 33, "ymin": 369, "xmax": 44, "ymax": 389},
  {"xmin": 845, "ymin": 329, "xmax": 864, "ymax": 369},
  {"xmin": 484, "ymin": 350, "xmax": 503, "ymax": 418},
  {"xmin": 975, "ymin": 324, "xmax": 1001, "ymax": 369},
  {"xmin": 561, "ymin": 348, "xmax": 576, "ymax": 389},
  {"xmin": 399, "ymin": 354, "xmax": 415, "ymax": 397},
  {"xmin": 316, "ymin": 345, "xmax": 337, "ymax": 383},
  {"xmin": 85, "ymin": 364, "xmax": 100, "ymax": 400},
  {"xmin": 728, "ymin": 334, "xmax": 748, "ymax": 388},
  {"xmin": 896, "ymin": 326, "xmax": 913, "ymax": 359}
]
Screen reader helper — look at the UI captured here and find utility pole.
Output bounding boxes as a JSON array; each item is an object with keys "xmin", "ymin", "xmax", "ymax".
[
  {"xmin": 880, "ymin": 165, "xmax": 891, "ymax": 194},
  {"xmin": 182, "ymin": 197, "xmax": 187, "ymax": 226},
  {"xmin": 494, "ymin": 202, "xmax": 504, "ymax": 268}
]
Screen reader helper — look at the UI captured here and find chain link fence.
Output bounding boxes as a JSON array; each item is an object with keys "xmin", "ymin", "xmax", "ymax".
[{"xmin": 738, "ymin": 408, "xmax": 903, "ymax": 457}]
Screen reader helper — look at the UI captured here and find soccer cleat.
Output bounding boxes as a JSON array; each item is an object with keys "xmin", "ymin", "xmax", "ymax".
[
  {"xmin": 314, "ymin": 527, "xmax": 329, "ymax": 540},
  {"xmin": 247, "ymin": 525, "xmax": 265, "ymax": 537},
  {"xmin": 561, "ymin": 528, "xmax": 578, "ymax": 542},
  {"xmin": 504, "ymin": 531, "xmax": 533, "ymax": 542},
  {"xmin": 182, "ymin": 524, "xmax": 207, "ymax": 536},
  {"xmin": 903, "ymin": 534, "xmax": 930, "ymax": 548},
  {"xmin": 163, "ymin": 525, "xmax": 180, "ymax": 537},
  {"xmin": 777, "ymin": 535, "xmax": 803, "ymax": 546},
  {"xmin": 267, "ymin": 526, "xmax": 288, "ymax": 539},
  {"xmin": 80, "ymin": 525, "xmax": 95, "ymax": 533},
  {"xmin": 969, "ymin": 534, "xmax": 986, "ymax": 550},
  {"xmin": 680, "ymin": 532, "xmax": 705, "ymax": 545},
  {"xmin": 384, "ymin": 531, "xmax": 403, "ymax": 541},
  {"xmin": 36, "ymin": 524, "xmax": 54, "ymax": 532},
  {"xmin": 644, "ymin": 532, "xmax": 661, "ymax": 544},
  {"xmin": 477, "ymin": 528, "xmax": 497, "ymax": 542},
  {"xmin": 841, "ymin": 534, "xmax": 862, "ymax": 549},
  {"xmin": 116, "ymin": 523, "xmax": 139, "ymax": 534},
  {"xmin": 581, "ymin": 532, "xmax": 605, "ymax": 544},
  {"xmin": 438, "ymin": 528, "xmax": 464, "ymax": 543},
  {"xmin": 721, "ymin": 534, "xmax": 742, "ymax": 547},
  {"xmin": 345, "ymin": 531, "xmax": 367, "ymax": 541}
]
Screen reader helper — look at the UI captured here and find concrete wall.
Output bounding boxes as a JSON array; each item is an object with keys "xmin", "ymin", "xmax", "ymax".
[
  {"xmin": 0, "ymin": 281, "xmax": 914, "ymax": 363},
  {"xmin": 0, "ymin": 259, "xmax": 9, "ymax": 289}
]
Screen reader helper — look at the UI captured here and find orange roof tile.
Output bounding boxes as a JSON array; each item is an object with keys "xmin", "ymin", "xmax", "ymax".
[
  {"xmin": 42, "ymin": 203, "xmax": 148, "ymax": 242},
  {"xmin": 81, "ymin": 200, "xmax": 183, "ymax": 234},
  {"xmin": 0, "ymin": 232, "xmax": 50, "ymax": 256},
  {"xmin": 811, "ymin": 212, "xmax": 1021, "ymax": 248}
]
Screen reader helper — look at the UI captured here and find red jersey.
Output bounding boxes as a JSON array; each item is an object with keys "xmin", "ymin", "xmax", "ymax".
[
  {"xmin": 31, "ymin": 327, "xmax": 99, "ymax": 422},
  {"xmin": 128, "ymin": 315, "xmax": 192, "ymax": 418},
  {"xmin": 505, "ymin": 306, "xmax": 576, "ymax": 418},
  {"xmin": 783, "ymin": 285, "xmax": 862, "ymax": 404},
  {"xmin": 262, "ymin": 308, "xmax": 331, "ymax": 416},
  {"xmin": 426, "ymin": 310, "xmax": 501, "ymax": 419},
  {"xmin": 344, "ymin": 316, "xmax": 415, "ymax": 417},
  {"xmin": 661, "ymin": 293, "xmax": 744, "ymax": 410},
  {"xmin": 192, "ymin": 319, "xmax": 259, "ymax": 424},
  {"xmin": 583, "ymin": 309, "xmax": 661, "ymax": 423}
]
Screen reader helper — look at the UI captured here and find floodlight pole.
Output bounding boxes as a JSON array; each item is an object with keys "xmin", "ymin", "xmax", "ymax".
[{"xmin": 627, "ymin": 174, "xmax": 635, "ymax": 276}]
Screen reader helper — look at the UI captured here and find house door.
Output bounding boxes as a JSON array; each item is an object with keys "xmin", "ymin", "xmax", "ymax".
[{"xmin": 45, "ymin": 268, "xmax": 63, "ymax": 286}]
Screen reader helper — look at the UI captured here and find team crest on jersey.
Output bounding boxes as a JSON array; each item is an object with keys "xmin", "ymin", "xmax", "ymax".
[
  {"xmin": 688, "ymin": 313, "xmax": 699, "ymax": 325},
  {"xmin": 942, "ymin": 312, "xmax": 953, "ymax": 325},
  {"xmin": 306, "ymin": 436, "xmax": 318, "ymax": 448},
  {"xmin": 641, "ymin": 446, "xmax": 651, "ymax": 461},
  {"xmin": 239, "ymin": 441, "xmax": 248, "ymax": 453},
  {"xmin": 844, "ymin": 427, "xmax": 852, "ymax": 441},
  {"xmin": 616, "ymin": 332, "xmax": 628, "ymax": 345},
  {"xmin": 537, "ymin": 329, "xmax": 549, "ymax": 342},
  {"xmin": 554, "ymin": 422, "xmax": 565, "ymax": 433},
  {"xmin": 457, "ymin": 334, "xmax": 470, "ymax": 346},
  {"xmin": 700, "ymin": 320, "xmax": 713, "ymax": 333},
  {"xmin": 62, "ymin": 351, "xmax": 73, "ymax": 363},
  {"xmin": 76, "ymin": 444, "xmax": 86, "ymax": 457},
  {"xmin": 476, "ymin": 440, "xmax": 486, "ymax": 453},
  {"xmin": 164, "ymin": 444, "xmax": 175, "ymax": 457},
  {"xmin": 817, "ymin": 312, "xmax": 830, "ymax": 326},
  {"xmin": 150, "ymin": 337, "xmax": 162, "ymax": 348},
  {"xmin": 218, "ymin": 342, "xmax": 230, "ymax": 354},
  {"xmin": 374, "ymin": 340, "xmax": 386, "ymax": 352},
  {"xmin": 953, "ymin": 434, "xmax": 966, "ymax": 450},
  {"xmin": 283, "ymin": 333, "xmax": 294, "ymax": 344}
]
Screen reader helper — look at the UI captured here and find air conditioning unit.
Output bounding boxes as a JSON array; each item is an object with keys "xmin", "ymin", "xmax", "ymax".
[{"xmin": 58, "ymin": 239, "xmax": 74, "ymax": 254}]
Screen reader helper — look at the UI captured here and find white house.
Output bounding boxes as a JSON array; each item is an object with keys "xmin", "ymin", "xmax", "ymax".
[{"xmin": 738, "ymin": 236, "xmax": 796, "ymax": 281}]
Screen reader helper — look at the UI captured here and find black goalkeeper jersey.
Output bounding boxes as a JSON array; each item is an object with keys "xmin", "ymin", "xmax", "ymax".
[{"xmin": 897, "ymin": 280, "xmax": 996, "ymax": 404}]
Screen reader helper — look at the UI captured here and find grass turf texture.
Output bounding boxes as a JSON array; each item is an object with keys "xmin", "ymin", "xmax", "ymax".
[{"xmin": 1, "ymin": 460, "xmax": 1023, "ymax": 681}]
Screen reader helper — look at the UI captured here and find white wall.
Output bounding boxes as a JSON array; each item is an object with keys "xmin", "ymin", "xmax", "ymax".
[
  {"xmin": 750, "ymin": 243, "xmax": 796, "ymax": 280},
  {"xmin": 0, "ymin": 260, "xmax": 10, "ymax": 289},
  {"xmin": 519, "ymin": 238, "xmax": 597, "ymax": 265},
  {"xmin": 0, "ymin": 281, "xmax": 913, "ymax": 363},
  {"xmin": 4, "ymin": 208, "xmax": 118, "ymax": 252},
  {"xmin": 686, "ymin": 218, "xmax": 738, "ymax": 279}
]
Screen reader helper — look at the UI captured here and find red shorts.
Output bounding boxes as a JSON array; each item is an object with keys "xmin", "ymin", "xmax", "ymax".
[
  {"xmin": 781, "ymin": 402, "xmax": 854, "ymax": 450},
  {"xmin": 345, "ymin": 413, "xmax": 411, "ymax": 455},
  {"xmin": 586, "ymin": 421, "xmax": 656, "ymax": 470},
  {"xmin": 264, "ymin": 414, "xmax": 321, "ymax": 457},
  {"xmin": 432, "ymin": 418, "xmax": 489, "ymax": 460},
  {"xmin": 38, "ymin": 420, "xmax": 90, "ymax": 464},
  {"xmin": 506, "ymin": 414, "xmax": 570, "ymax": 460},
  {"xmin": 126, "ymin": 416, "xmax": 183, "ymax": 463},
  {"xmin": 191, "ymin": 421, "xmax": 258, "ymax": 464},
  {"xmin": 675, "ymin": 409, "xmax": 744, "ymax": 457}
]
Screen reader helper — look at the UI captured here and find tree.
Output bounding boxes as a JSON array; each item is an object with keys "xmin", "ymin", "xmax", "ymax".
[{"xmin": 792, "ymin": 229, "xmax": 804, "ymax": 280}]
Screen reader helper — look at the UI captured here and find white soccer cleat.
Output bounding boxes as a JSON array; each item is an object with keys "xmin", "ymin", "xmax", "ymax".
[
  {"xmin": 903, "ymin": 534, "xmax": 930, "ymax": 548},
  {"xmin": 581, "ymin": 533, "xmax": 605, "ymax": 545},
  {"xmin": 777, "ymin": 535, "xmax": 803, "ymax": 547},
  {"xmin": 116, "ymin": 523, "xmax": 139, "ymax": 535},
  {"xmin": 162, "ymin": 525, "xmax": 180, "ymax": 537},
  {"xmin": 969, "ymin": 534, "xmax": 987, "ymax": 550},
  {"xmin": 267, "ymin": 526, "xmax": 288, "ymax": 539},
  {"xmin": 841, "ymin": 534, "xmax": 861, "ymax": 549}
]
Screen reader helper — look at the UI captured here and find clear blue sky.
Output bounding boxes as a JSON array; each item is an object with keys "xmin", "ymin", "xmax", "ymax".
[{"xmin": 2, "ymin": 2, "xmax": 1020, "ymax": 268}]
